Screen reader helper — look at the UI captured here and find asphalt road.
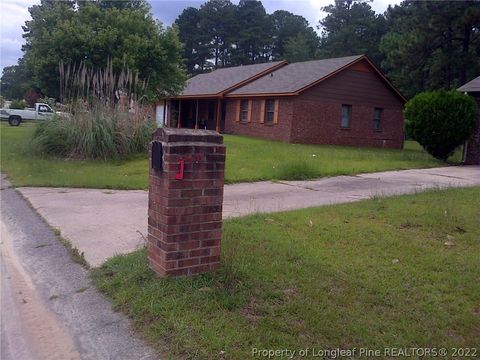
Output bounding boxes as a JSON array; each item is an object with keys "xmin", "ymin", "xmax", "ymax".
[{"xmin": 0, "ymin": 174, "xmax": 157, "ymax": 360}]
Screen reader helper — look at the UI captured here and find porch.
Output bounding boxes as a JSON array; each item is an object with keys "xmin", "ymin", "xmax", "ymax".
[{"xmin": 166, "ymin": 98, "xmax": 226, "ymax": 132}]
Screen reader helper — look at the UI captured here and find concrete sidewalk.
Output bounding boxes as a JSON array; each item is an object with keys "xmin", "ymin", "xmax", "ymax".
[{"xmin": 18, "ymin": 166, "xmax": 480, "ymax": 267}]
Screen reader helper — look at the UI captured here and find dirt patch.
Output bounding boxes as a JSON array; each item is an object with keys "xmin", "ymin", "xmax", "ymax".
[
  {"xmin": 241, "ymin": 297, "xmax": 263, "ymax": 323},
  {"xmin": 398, "ymin": 222, "xmax": 422, "ymax": 229},
  {"xmin": 1, "ymin": 221, "xmax": 81, "ymax": 360}
]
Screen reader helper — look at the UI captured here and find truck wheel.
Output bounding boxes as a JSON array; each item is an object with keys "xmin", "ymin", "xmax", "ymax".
[{"xmin": 8, "ymin": 116, "xmax": 21, "ymax": 126}]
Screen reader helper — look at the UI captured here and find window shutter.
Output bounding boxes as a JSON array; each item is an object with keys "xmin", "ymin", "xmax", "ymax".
[
  {"xmin": 247, "ymin": 100, "xmax": 252, "ymax": 123},
  {"xmin": 273, "ymin": 99, "xmax": 279, "ymax": 124},
  {"xmin": 235, "ymin": 100, "xmax": 240, "ymax": 122},
  {"xmin": 260, "ymin": 100, "xmax": 265, "ymax": 124}
]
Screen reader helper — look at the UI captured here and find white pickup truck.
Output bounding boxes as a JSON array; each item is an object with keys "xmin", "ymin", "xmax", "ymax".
[{"xmin": 0, "ymin": 103, "xmax": 59, "ymax": 126}]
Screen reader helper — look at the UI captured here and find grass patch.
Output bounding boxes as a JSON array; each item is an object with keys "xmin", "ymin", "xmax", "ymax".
[
  {"xmin": 1, "ymin": 123, "xmax": 454, "ymax": 189},
  {"xmin": 274, "ymin": 160, "xmax": 318, "ymax": 180},
  {"xmin": 1, "ymin": 123, "xmax": 148, "ymax": 189},
  {"xmin": 91, "ymin": 188, "xmax": 480, "ymax": 359},
  {"xmin": 53, "ymin": 228, "xmax": 90, "ymax": 269},
  {"xmin": 224, "ymin": 134, "xmax": 455, "ymax": 183}
]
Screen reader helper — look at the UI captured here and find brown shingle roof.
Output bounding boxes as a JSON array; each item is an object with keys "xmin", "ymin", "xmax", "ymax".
[
  {"xmin": 179, "ymin": 61, "xmax": 287, "ymax": 97},
  {"xmin": 228, "ymin": 55, "xmax": 363, "ymax": 95},
  {"xmin": 458, "ymin": 75, "xmax": 480, "ymax": 93}
]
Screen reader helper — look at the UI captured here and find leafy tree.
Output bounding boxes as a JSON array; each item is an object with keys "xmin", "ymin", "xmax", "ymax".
[
  {"xmin": 21, "ymin": 0, "xmax": 185, "ymax": 99},
  {"xmin": 176, "ymin": 0, "xmax": 242, "ymax": 72},
  {"xmin": 199, "ymin": 0, "xmax": 236, "ymax": 68},
  {"xmin": 92, "ymin": 0, "xmax": 151, "ymax": 11},
  {"xmin": 284, "ymin": 33, "xmax": 316, "ymax": 63},
  {"xmin": 318, "ymin": 0, "xmax": 387, "ymax": 64},
  {"xmin": 174, "ymin": 1, "xmax": 319, "ymax": 73},
  {"xmin": 405, "ymin": 90, "xmax": 477, "ymax": 160},
  {"xmin": 0, "ymin": 60, "xmax": 36, "ymax": 100},
  {"xmin": 24, "ymin": 89, "xmax": 40, "ymax": 107},
  {"xmin": 381, "ymin": 1, "xmax": 480, "ymax": 98},
  {"xmin": 271, "ymin": 10, "xmax": 318, "ymax": 61},
  {"xmin": 232, "ymin": 0, "xmax": 273, "ymax": 65},
  {"xmin": 175, "ymin": 7, "xmax": 211, "ymax": 74}
]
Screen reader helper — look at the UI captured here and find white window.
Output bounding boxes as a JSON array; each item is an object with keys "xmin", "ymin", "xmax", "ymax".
[
  {"xmin": 39, "ymin": 105, "xmax": 53, "ymax": 113},
  {"xmin": 264, "ymin": 99, "xmax": 275, "ymax": 124},
  {"xmin": 240, "ymin": 100, "xmax": 249, "ymax": 122}
]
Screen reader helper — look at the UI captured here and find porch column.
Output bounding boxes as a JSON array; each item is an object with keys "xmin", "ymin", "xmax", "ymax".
[
  {"xmin": 195, "ymin": 100, "xmax": 199, "ymax": 129},
  {"xmin": 177, "ymin": 100, "xmax": 182, "ymax": 128},
  {"xmin": 167, "ymin": 100, "xmax": 172, "ymax": 127},
  {"xmin": 216, "ymin": 99, "xmax": 222, "ymax": 133},
  {"xmin": 163, "ymin": 99, "xmax": 166, "ymax": 127}
]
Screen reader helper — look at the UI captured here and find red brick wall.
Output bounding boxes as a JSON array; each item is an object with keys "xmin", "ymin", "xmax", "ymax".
[
  {"xmin": 290, "ymin": 66, "xmax": 405, "ymax": 149},
  {"xmin": 148, "ymin": 128, "xmax": 225, "ymax": 277},
  {"xmin": 222, "ymin": 60, "xmax": 405, "ymax": 149},
  {"xmin": 291, "ymin": 101, "xmax": 404, "ymax": 148},
  {"xmin": 223, "ymin": 97, "xmax": 293, "ymax": 142}
]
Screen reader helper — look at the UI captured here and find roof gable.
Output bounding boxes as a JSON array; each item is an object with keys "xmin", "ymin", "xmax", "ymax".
[
  {"xmin": 178, "ymin": 61, "xmax": 287, "ymax": 97},
  {"xmin": 458, "ymin": 75, "xmax": 480, "ymax": 93}
]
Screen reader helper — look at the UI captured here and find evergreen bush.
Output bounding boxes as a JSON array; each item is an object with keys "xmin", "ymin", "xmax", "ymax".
[{"xmin": 405, "ymin": 91, "xmax": 477, "ymax": 160}]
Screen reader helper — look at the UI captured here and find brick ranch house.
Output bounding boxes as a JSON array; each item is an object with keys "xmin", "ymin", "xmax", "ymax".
[{"xmin": 155, "ymin": 55, "xmax": 407, "ymax": 148}]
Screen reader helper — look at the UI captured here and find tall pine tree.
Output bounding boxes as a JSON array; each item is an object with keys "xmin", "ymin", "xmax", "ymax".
[
  {"xmin": 381, "ymin": 1, "xmax": 480, "ymax": 98},
  {"xmin": 271, "ymin": 10, "xmax": 318, "ymax": 61},
  {"xmin": 317, "ymin": 0, "xmax": 387, "ymax": 64},
  {"xmin": 232, "ymin": 0, "xmax": 273, "ymax": 65}
]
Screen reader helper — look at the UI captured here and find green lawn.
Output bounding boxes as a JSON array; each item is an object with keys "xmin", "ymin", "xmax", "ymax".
[
  {"xmin": 1, "ymin": 123, "xmax": 451, "ymax": 189},
  {"xmin": 92, "ymin": 188, "xmax": 480, "ymax": 359}
]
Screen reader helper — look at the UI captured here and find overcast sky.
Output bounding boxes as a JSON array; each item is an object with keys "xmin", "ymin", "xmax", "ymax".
[{"xmin": 0, "ymin": 0, "xmax": 402, "ymax": 74}]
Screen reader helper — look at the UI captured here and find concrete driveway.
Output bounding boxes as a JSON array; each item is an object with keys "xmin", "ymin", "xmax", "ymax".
[{"xmin": 18, "ymin": 166, "xmax": 480, "ymax": 267}]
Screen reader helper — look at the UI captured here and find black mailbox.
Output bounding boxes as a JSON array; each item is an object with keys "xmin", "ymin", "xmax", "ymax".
[{"xmin": 151, "ymin": 141, "xmax": 163, "ymax": 171}]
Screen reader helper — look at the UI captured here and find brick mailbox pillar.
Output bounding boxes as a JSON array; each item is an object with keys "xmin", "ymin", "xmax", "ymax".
[{"xmin": 148, "ymin": 128, "xmax": 225, "ymax": 277}]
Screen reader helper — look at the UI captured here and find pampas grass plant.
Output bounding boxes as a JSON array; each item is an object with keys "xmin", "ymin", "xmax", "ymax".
[{"xmin": 33, "ymin": 60, "xmax": 155, "ymax": 160}]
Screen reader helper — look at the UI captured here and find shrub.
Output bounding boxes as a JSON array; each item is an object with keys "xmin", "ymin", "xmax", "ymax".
[
  {"xmin": 33, "ymin": 60, "xmax": 156, "ymax": 160},
  {"xmin": 38, "ymin": 97, "xmax": 57, "ymax": 109},
  {"xmin": 405, "ymin": 91, "xmax": 477, "ymax": 160},
  {"xmin": 0, "ymin": 96, "xmax": 4, "ymax": 107},
  {"xmin": 24, "ymin": 89, "xmax": 40, "ymax": 107},
  {"xmin": 10, "ymin": 99, "xmax": 26, "ymax": 109},
  {"xmin": 32, "ymin": 105, "xmax": 156, "ymax": 160}
]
